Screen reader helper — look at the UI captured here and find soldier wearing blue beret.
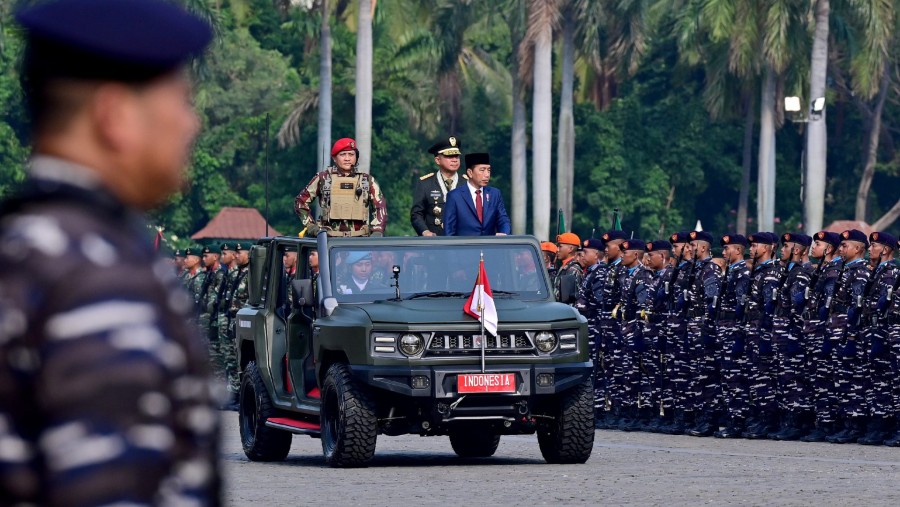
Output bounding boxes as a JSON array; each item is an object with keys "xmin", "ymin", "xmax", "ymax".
[
  {"xmin": 657, "ymin": 231, "xmax": 695, "ymax": 434},
  {"xmin": 681, "ymin": 231, "xmax": 724, "ymax": 436},
  {"xmin": 767, "ymin": 233, "xmax": 817, "ymax": 440},
  {"xmin": 0, "ymin": 1, "xmax": 219, "ymax": 504},
  {"xmin": 713, "ymin": 234, "xmax": 752, "ymax": 438},
  {"xmin": 800, "ymin": 230, "xmax": 846, "ymax": 442},
  {"xmin": 613, "ymin": 239, "xmax": 657, "ymax": 431},
  {"xmin": 740, "ymin": 232, "xmax": 783, "ymax": 438},
  {"xmin": 856, "ymin": 232, "xmax": 900, "ymax": 444},
  {"xmin": 820, "ymin": 230, "xmax": 872, "ymax": 443}
]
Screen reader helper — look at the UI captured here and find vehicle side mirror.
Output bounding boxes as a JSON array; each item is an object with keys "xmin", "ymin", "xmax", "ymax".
[
  {"xmin": 559, "ymin": 274, "xmax": 577, "ymax": 304},
  {"xmin": 291, "ymin": 279, "xmax": 314, "ymax": 308}
]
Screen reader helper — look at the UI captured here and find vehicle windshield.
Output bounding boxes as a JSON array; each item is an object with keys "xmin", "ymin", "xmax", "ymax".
[{"xmin": 329, "ymin": 243, "xmax": 549, "ymax": 303}]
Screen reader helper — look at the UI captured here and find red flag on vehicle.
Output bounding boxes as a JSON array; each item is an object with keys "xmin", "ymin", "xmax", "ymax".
[{"xmin": 464, "ymin": 257, "xmax": 498, "ymax": 336}]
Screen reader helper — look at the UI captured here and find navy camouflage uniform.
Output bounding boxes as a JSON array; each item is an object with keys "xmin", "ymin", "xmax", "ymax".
[
  {"xmin": 800, "ymin": 239, "xmax": 844, "ymax": 442},
  {"xmin": 713, "ymin": 237, "xmax": 751, "ymax": 437},
  {"xmin": 858, "ymin": 234, "xmax": 898, "ymax": 444},
  {"xmin": 617, "ymin": 240, "xmax": 656, "ymax": 426},
  {"xmin": 661, "ymin": 232, "xmax": 694, "ymax": 433},
  {"xmin": 575, "ymin": 243, "xmax": 608, "ymax": 411},
  {"xmin": 683, "ymin": 238, "xmax": 723, "ymax": 434},
  {"xmin": 640, "ymin": 240, "xmax": 674, "ymax": 423},
  {"xmin": 884, "ymin": 241, "xmax": 900, "ymax": 446},
  {"xmin": 742, "ymin": 232, "xmax": 783, "ymax": 437},
  {"xmin": 597, "ymin": 251, "xmax": 626, "ymax": 420},
  {"xmin": 772, "ymin": 234, "xmax": 815, "ymax": 432}
]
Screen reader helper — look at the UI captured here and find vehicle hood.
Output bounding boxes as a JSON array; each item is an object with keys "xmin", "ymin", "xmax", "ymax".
[{"xmin": 355, "ymin": 298, "xmax": 579, "ymax": 325}]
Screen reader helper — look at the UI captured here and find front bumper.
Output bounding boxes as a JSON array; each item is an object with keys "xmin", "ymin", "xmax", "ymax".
[{"xmin": 349, "ymin": 361, "xmax": 592, "ymax": 399}]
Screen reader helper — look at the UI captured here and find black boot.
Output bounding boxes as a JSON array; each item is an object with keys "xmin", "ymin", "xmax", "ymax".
[
  {"xmin": 743, "ymin": 412, "xmax": 778, "ymax": 439},
  {"xmin": 665, "ymin": 409, "xmax": 687, "ymax": 435},
  {"xmin": 687, "ymin": 411, "xmax": 717, "ymax": 437},
  {"xmin": 617, "ymin": 406, "xmax": 636, "ymax": 431},
  {"xmin": 714, "ymin": 416, "xmax": 745, "ymax": 438},
  {"xmin": 633, "ymin": 407, "xmax": 655, "ymax": 432},
  {"xmin": 858, "ymin": 417, "xmax": 892, "ymax": 445},
  {"xmin": 771, "ymin": 411, "xmax": 805, "ymax": 441},
  {"xmin": 884, "ymin": 429, "xmax": 900, "ymax": 446},
  {"xmin": 828, "ymin": 417, "xmax": 866, "ymax": 444},
  {"xmin": 650, "ymin": 410, "xmax": 673, "ymax": 433},
  {"xmin": 800, "ymin": 420, "xmax": 833, "ymax": 442}
]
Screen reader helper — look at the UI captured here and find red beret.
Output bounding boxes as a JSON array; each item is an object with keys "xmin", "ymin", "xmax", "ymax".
[{"xmin": 331, "ymin": 138, "xmax": 357, "ymax": 157}]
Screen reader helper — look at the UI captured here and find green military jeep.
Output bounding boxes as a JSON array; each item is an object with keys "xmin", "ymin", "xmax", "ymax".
[{"xmin": 235, "ymin": 233, "xmax": 593, "ymax": 467}]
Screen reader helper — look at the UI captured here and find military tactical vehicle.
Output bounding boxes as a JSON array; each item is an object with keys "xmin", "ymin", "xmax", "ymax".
[{"xmin": 235, "ymin": 233, "xmax": 593, "ymax": 467}]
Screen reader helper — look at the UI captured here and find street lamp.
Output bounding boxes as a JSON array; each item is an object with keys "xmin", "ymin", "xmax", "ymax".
[{"xmin": 810, "ymin": 97, "xmax": 825, "ymax": 120}]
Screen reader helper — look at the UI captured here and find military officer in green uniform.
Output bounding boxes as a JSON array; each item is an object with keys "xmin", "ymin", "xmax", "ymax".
[
  {"xmin": 411, "ymin": 136, "xmax": 463, "ymax": 236},
  {"xmin": 294, "ymin": 137, "xmax": 387, "ymax": 237}
]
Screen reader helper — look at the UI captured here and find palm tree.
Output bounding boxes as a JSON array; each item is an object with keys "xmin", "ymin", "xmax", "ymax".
[
  {"xmin": 356, "ymin": 0, "xmax": 374, "ymax": 173},
  {"xmin": 503, "ymin": 0, "xmax": 529, "ymax": 234},
  {"xmin": 556, "ymin": 1, "xmax": 575, "ymax": 232},
  {"xmin": 318, "ymin": 0, "xmax": 333, "ymax": 170},
  {"xmin": 521, "ymin": 0, "xmax": 560, "ymax": 240}
]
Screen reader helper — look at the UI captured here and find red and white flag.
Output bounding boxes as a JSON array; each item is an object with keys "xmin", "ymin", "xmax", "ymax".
[{"xmin": 464, "ymin": 258, "xmax": 498, "ymax": 336}]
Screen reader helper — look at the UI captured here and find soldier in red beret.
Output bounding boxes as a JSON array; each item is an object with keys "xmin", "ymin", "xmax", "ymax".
[{"xmin": 294, "ymin": 137, "xmax": 388, "ymax": 237}]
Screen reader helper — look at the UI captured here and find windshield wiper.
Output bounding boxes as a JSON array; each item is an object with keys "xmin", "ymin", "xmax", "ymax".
[{"xmin": 405, "ymin": 291, "xmax": 468, "ymax": 300}]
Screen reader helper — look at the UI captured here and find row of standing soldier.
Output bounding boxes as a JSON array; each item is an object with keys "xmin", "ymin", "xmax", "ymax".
[
  {"xmin": 177, "ymin": 243, "xmax": 251, "ymax": 407},
  {"xmin": 550, "ymin": 228, "xmax": 900, "ymax": 446}
]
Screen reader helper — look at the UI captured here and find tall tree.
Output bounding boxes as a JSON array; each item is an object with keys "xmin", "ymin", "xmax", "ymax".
[
  {"xmin": 803, "ymin": 0, "xmax": 829, "ymax": 234},
  {"xmin": 522, "ymin": 0, "xmax": 560, "ymax": 240},
  {"xmin": 556, "ymin": 2, "xmax": 575, "ymax": 230},
  {"xmin": 318, "ymin": 0, "xmax": 333, "ymax": 169},
  {"xmin": 505, "ymin": 0, "xmax": 529, "ymax": 234},
  {"xmin": 356, "ymin": 0, "xmax": 374, "ymax": 173}
]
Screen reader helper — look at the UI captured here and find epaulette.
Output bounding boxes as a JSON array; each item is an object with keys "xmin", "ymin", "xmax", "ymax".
[
  {"xmin": 462, "ymin": 174, "xmax": 470, "ymax": 180},
  {"xmin": 420, "ymin": 172, "xmax": 435, "ymax": 181}
]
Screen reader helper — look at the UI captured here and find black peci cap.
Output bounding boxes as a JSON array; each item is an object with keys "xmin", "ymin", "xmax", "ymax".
[{"xmin": 465, "ymin": 153, "xmax": 490, "ymax": 168}]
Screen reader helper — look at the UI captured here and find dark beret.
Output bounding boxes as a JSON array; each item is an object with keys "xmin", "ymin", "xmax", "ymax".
[
  {"xmin": 16, "ymin": 0, "xmax": 212, "ymax": 84},
  {"xmin": 841, "ymin": 229, "xmax": 869, "ymax": 247},
  {"xmin": 869, "ymin": 232, "xmax": 897, "ymax": 249},
  {"xmin": 782, "ymin": 233, "xmax": 812, "ymax": 248},
  {"xmin": 646, "ymin": 240, "xmax": 672, "ymax": 252},
  {"xmin": 813, "ymin": 231, "xmax": 841, "ymax": 249},
  {"xmin": 428, "ymin": 136, "xmax": 461, "ymax": 156},
  {"xmin": 622, "ymin": 239, "xmax": 646, "ymax": 251},
  {"xmin": 465, "ymin": 152, "xmax": 490, "ymax": 168},
  {"xmin": 201, "ymin": 245, "xmax": 217, "ymax": 255},
  {"xmin": 582, "ymin": 238, "xmax": 605, "ymax": 251},
  {"xmin": 748, "ymin": 232, "xmax": 777, "ymax": 245},
  {"xmin": 601, "ymin": 230, "xmax": 628, "ymax": 242},
  {"xmin": 689, "ymin": 230, "xmax": 714, "ymax": 244},
  {"xmin": 669, "ymin": 231, "xmax": 691, "ymax": 244},
  {"xmin": 184, "ymin": 247, "xmax": 200, "ymax": 257},
  {"xmin": 720, "ymin": 234, "xmax": 748, "ymax": 248},
  {"xmin": 220, "ymin": 243, "xmax": 233, "ymax": 252},
  {"xmin": 173, "ymin": 249, "xmax": 183, "ymax": 257},
  {"xmin": 234, "ymin": 243, "xmax": 247, "ymax": 252}
]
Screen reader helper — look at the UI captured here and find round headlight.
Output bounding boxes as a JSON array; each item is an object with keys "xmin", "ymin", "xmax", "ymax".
[
  {"xmin": 399, "ymin": 334, "xmax": 424, "ymax": 356},
  {"xmin": 534, "ymin": 331, "xmax": 557, "ymax": 352}
]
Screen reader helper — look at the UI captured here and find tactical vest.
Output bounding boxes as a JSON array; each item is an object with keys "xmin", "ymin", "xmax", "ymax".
[{"xmin": 321, "ymin": 170, "xmax": 371, "ymax": 224}]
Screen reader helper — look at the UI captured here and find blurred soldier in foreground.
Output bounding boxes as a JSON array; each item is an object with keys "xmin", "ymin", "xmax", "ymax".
[
  {"xmin": 295, "ymin": 137, "xmax": 387, "ymax": 237},
  {"xmin": 0, "ymin": 0, "xmax": 220, "ymax": 504}
]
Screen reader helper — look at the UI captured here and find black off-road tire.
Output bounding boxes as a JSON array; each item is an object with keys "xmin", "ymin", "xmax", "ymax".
[
  {"xmin": 537, "ymin": 378, "xmax": 594, "ymax": 464},
  {"xmin": 320, "ymin": 363, "xmax": 377, "ymax": 467},
  {"xmin": 239, "ymin": 361, "xmax": 292, "ymax": 461},
  {"xmin": 449, "ymin": 428, "xmax": 501, "ymax": 458}
]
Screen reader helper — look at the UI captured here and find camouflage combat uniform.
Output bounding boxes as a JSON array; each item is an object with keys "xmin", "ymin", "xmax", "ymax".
[
  {"xmin": 575, "ymin": 260, "xmax": 609, "ymax": 411},
  {"xmin": 618, "ymin": 262, "xmax": 656, "ymax": 428},
  {"xmin": 742, "ymin": 258, "xmax": 782, "ymax": 437},
  {"xmin": 554, "ymin": 257, "xmax": 585, "ymax": 302},
  {"xmin": 684, "ymin": 256, "xmax": 722, "ymax": 435},
  {"xmin": 858, "ymin": 258, "xmax": 898, "ymax": 443},
  {"xmin": 0, "ymin": 163, "xmax": 220, "ymax": 504},
  {"xmin": 714, "ymin": 259, "xmax": 751, "ymax": 437},
  {"xmin": 294, "ymin": 166, "xmax": 387, "ymax": 236},
  {"xmin": 771, "ymin": 260, "xmax": 814, "ymax": 428}
]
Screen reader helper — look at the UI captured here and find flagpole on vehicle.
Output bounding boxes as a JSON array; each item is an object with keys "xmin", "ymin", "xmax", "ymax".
[{"xmin": 479, "ymin": 251, "xmax": 486, "ymax": 373}]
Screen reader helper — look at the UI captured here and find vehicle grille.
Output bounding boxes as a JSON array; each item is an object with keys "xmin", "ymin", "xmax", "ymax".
[{"xmin": 425, "ymin": 332, "xmax": 535, "ymax": 357}]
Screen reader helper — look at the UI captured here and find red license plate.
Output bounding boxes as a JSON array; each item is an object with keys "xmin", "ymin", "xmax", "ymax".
[{"xmin": 457, "ymin": 373, "xmax": 517, "ymax": 393}]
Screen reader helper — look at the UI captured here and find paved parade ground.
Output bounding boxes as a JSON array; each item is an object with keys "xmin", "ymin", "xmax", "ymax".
[{"xmin": 220, "ymin": 412, "xmax": 899, "ymax": 506}]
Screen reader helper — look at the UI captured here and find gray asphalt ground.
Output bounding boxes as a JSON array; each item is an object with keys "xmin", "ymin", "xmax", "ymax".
[{"xmin": 220, "ymin": 412, "xmax": 900, "ymax": 506}]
